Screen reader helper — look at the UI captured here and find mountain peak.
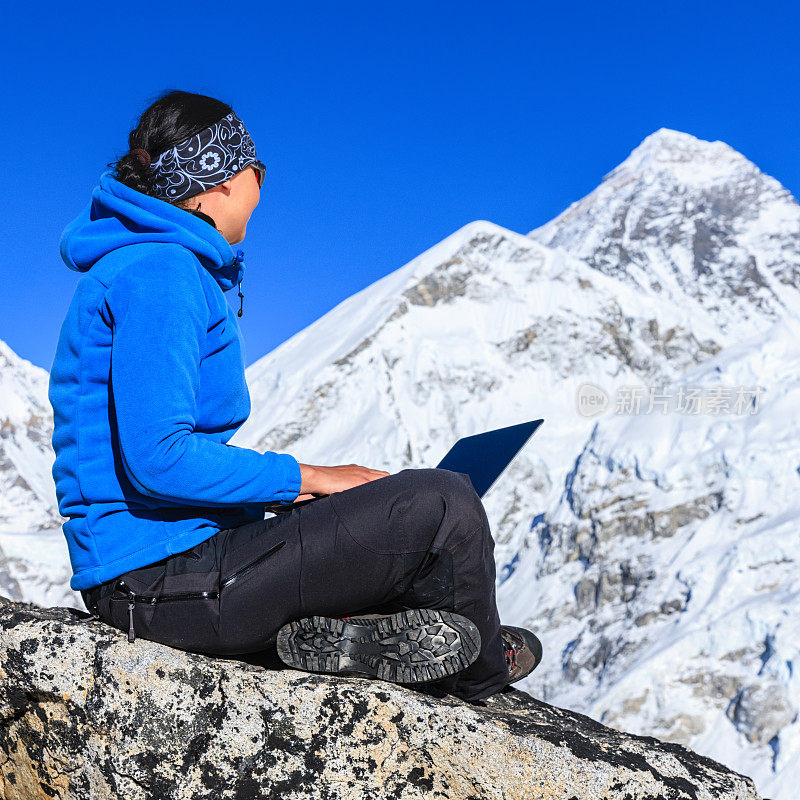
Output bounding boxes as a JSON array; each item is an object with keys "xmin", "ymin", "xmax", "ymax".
[
  {"xmin": 527, "ymin": 128, "xmax": 800, "ymax": 326},
  {"xmin": 607, "ymin": 127, "xmax": 751, "ymax": 186}
]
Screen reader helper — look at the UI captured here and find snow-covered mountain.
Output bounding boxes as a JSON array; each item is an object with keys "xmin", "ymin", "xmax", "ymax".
[
  {"xmin": 231, "ymin": 129, "xmax": 799, "ymax": 799},
  {"xmin": 530, "ymin": 128, "xmax": 800, "ymax": 329},
  {"xmin": 0, "ymin": 340, "xmax": 72, "ymax": 607},
  {"xmin": 3, "ymin": 128, "xmax": 797, "ymax": 798},
  {"xmin": 518, "ymin": 130, "xmax": 800, "ymax": 799}
]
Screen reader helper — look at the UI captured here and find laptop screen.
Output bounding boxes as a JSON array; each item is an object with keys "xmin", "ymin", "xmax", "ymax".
[{"xmin": 435, "ymin": 419, "xmax": 543, "ymax": 498}]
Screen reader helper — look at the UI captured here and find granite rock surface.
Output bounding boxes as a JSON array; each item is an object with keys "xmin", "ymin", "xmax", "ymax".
[{"xmin": 0, "ymin": 596, "xmax": 763, "ymax": 800}]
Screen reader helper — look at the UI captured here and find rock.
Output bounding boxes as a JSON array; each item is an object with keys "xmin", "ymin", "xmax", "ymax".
[
  {"xmin": 0, "ymin": 596, "xmax": 762, "ymax": 800},
  {"xmin": 727, "ymin": 682, "xmax": 797, "ymax": 747}
]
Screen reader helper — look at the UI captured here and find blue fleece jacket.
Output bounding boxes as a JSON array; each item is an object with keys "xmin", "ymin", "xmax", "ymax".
[{"xmin": 49, "ymin": 169, "xmax": 302, "ymax": 591}]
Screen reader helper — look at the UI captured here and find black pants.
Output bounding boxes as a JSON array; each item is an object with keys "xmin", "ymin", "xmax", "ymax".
[{"xmin": 81, "ymin": 468, "xmax": 508, "ymax": 702}]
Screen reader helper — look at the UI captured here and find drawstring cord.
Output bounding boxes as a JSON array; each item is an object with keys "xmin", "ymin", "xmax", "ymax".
[{"xmin": 235, "ymin": 249, "xmax": 245, "ymax": 317}]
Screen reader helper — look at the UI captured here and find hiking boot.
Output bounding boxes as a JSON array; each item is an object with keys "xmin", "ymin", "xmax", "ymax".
[
  {"xmin": 275, "ymin": 608, "xmax": 481, "ymax": 685},
  {"xmin": 501, "ymin": 625, "xmax": 542, "ymax": 685}
]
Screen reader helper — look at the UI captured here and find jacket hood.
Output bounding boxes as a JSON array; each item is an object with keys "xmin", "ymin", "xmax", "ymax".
[{"xmin": 59, "ymin": 169, "xmax": 244, "ymax": 291}]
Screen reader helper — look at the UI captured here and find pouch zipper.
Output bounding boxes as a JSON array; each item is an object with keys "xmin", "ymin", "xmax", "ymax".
[
  {"xmin": 115, "ymin": 579, "xmax": 220, "ymax": 643},
  {"xmin": 114, "ymin": 540, "xmax": 287, "ymax": 642},
  {"xmin": 220, "ymin": 540, "xmax": 286, "ymax": 590}
]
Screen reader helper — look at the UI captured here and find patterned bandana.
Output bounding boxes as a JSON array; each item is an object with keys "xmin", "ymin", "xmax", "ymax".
[{"xmin": 148, "ymin": 112, "xmax": 259, "ymax": 202}]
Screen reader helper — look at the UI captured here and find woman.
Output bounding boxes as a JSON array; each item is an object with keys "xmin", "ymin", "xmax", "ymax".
[{"xmin": 49, "ymin": 90, "xmax": 541, "ymax": 704}]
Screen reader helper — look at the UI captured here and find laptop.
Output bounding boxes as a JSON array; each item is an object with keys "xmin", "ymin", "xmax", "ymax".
[{"xmin": 265, "ymin": 419, "xmax": 543, "ymax": 514}]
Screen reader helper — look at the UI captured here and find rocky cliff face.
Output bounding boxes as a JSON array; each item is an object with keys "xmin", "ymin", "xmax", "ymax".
[{"xmin": 0, "ymin": 595, "xmax": 763, "ymax": 800}]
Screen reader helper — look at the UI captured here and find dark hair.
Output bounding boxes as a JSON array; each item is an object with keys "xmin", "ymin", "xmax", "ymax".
[{"xmin": 110, "ymin": 90, "xmax": 232, "ymax": 206}]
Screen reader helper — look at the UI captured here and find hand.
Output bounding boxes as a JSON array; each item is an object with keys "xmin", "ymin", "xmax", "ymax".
[
  {"xmin": 297, "ymin": 463, "xmax": 391, "ymax": 496},
  {"xmin": 265, "ymin": 465, "xmax": 390, "ymax": 515},
  {"xmin": 264, "ymin": 493, "xmax": 319, "ymax": 514},
  {"xmin": 292, "ymin": 493, "xmax": 317, "ymax": 503}
]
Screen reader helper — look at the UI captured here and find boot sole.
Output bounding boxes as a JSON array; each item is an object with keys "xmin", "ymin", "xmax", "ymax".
[{"xmin": 275, "ymin": 608, "xmax": 481, "ymax": 684}]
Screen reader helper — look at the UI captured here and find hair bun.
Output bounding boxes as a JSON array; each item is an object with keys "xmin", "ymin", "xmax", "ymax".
[{"xmin": 131, "ymin": 147, "xmax": 151, "ymax": 168}]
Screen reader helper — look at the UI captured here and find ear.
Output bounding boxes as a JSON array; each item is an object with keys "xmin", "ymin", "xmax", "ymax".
[{"xmin": 211, "ymin": 179, "xmax": 234, "ymax": 195}]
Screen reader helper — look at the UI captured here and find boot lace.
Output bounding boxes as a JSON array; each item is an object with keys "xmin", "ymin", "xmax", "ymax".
[{"xmin": 503, "ymin": 638, "xmax": 518, "ymax": 672}]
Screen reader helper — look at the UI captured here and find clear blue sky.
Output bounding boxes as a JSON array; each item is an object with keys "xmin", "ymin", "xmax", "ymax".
[{"xmin": 2, "ymin": 2, "xmax": 798, "ymax": 372}]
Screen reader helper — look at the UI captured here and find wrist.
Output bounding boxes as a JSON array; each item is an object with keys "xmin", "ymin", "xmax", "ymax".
[{"xmin": 298, "ymin": 463, "xmax": 320, "ymax": 495}]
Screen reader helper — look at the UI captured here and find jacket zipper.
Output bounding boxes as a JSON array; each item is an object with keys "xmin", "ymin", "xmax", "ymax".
[
  {"xmin": 220, "ymin": 540, "xmax": 286, "ymax": 589},
  {"xmin": 115, "ymin": 579, "xmax": 220, "ymax": 643}
]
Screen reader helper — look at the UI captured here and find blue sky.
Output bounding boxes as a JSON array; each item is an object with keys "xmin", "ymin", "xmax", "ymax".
[{"xmin": 2, "ymin": 1, "xmax": 798, "ymax": 372}]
